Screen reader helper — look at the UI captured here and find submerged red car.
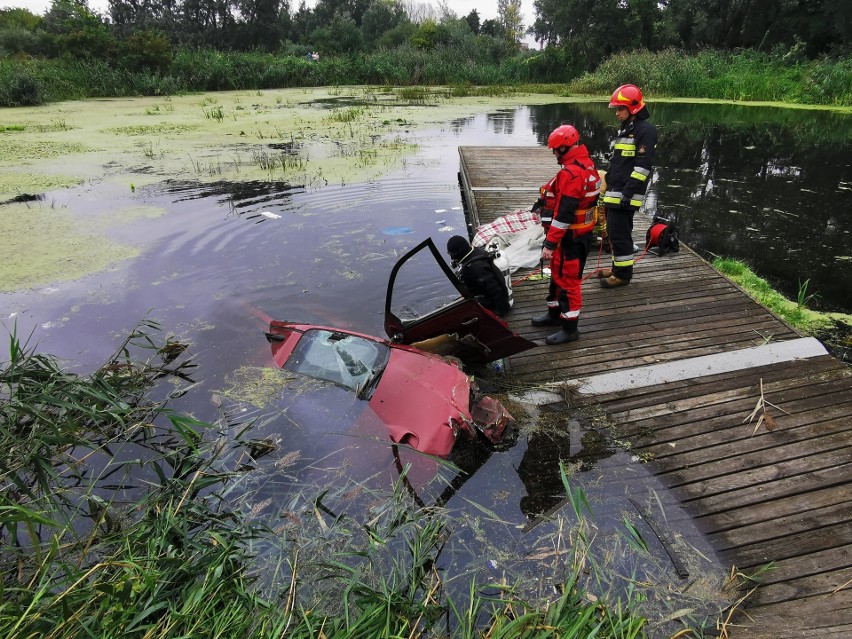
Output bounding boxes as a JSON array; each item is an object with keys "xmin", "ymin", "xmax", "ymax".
[{"xmin": 266, "ymin": 238, "xmax": 536, "ymax": 457}]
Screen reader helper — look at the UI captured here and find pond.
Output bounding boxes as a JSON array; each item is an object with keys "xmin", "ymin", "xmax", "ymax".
[{"xmin": 2, "ymin": 92, "xmax": 850, "ymax": 632}]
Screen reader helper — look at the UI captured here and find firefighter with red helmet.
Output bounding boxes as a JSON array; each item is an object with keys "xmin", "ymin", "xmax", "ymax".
[
  {"xmin": 599, "ymin": 84, "xmax": 658, "ymax": 288},
  {"xmin": 531, "ymin": 124, "xmax": 601, "ymax": 344}
]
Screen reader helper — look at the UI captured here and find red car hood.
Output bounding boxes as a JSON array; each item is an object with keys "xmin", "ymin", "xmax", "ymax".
[{"xmin": 368, "ymin": 346, "xmax": 471, "ymax": 457}]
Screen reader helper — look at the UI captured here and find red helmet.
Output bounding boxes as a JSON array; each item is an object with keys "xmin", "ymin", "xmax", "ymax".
[
  {"xmin": 609, "ymin": 84, "xmax": 645, "ymax": 114},
  {"xmin": 547, "ymin": 124, "xmax": 580, "ymax": 150}
]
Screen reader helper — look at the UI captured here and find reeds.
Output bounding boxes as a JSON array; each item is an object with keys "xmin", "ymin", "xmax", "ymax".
[
  {"xmin": 569, "ymin": 48, "xmax": 852, "ymax": 106},
  {"xmin": 4, "ymin": 45, "xmax": 851, "ymax": 107}
]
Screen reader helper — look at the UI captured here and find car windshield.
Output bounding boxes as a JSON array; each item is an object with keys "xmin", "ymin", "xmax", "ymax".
[{"xmin": 283, "ymin": 329, "xmax": 389, "ymax": 394}]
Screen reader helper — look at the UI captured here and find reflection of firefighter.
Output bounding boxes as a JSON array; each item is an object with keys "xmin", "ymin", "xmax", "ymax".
[
  {"xmin": 600, "ymin": 84, "xmax": 658, "ymax": 288},
  {"xmin": 531, "ymin": 124, "xmax": 602, "ymax": 345},
  {"xmin": 516, "ymin": 424, "xmax": 614, "ymax": 520}
]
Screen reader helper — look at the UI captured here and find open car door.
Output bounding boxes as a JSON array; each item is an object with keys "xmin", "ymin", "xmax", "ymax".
[{"xmin": 384, "ymin": 238, "xmax": 536, "ymax": 367}]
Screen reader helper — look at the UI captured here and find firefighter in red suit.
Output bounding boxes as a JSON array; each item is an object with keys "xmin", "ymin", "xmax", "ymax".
[{"xmin": 531, "ymin": 124, "xmax": 602, "ymax": 345}]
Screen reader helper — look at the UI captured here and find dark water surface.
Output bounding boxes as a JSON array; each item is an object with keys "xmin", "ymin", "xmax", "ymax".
[{"xmin": 4, "ymin": 100, "xmax": 850, "ymax": 628}]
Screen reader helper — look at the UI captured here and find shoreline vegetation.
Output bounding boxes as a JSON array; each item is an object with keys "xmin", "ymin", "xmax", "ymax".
[
  {"xmin": 0, "ymin": 321, "xmax": 745, "ymax": 638},
  {"xmin": 712, "ymin": 258, "xmax": 852, "ymax": 360},
  {"xmin": 2, "ymin": 47, "xmax": 852, "ymax": 109}
]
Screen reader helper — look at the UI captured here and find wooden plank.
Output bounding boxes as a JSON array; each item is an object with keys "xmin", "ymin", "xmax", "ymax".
[
  {"xmin": 702, "ymin": 484, "xmax": 852, "ymax": 535},
  {"xmin": 585, "ymin": 356, "xmax": 845, "ymax": 413},
  {"xmin": 662, "ymin": 446, "xmax": 852, "ymax": 498},
  {"xmin": 717, "ymin": 520, "xmax": 852, "ymax": 569},
  {"xmin": 684, "ymin": 462, "xmax": 852, "ymax": 516},
  {"xmin": 746, "ymin": 567, "xmax": 852, "ymax": 606},
  {"xmin": 730, "ymin": 592, "xmax": 852, "ymax": 637},
  {"xmin": 643, "ymin": 410, "xmax": 852, "ymax": 471},
  {"xmin": 605, "ymin": 376, "xmax": 852, "ymax": 437}
]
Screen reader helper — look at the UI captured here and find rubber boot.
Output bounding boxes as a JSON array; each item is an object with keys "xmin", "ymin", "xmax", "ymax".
[
  {"xmin": 546, "ymin": 320, "xmax": 580, "ymax": 345},
  {"xmin": 531, "ymin": 308, "xmax": 560, "ymax": 327},
  {"xmin": 598, "ymin": 268, "xmax": 613, "ymax": 279},
  {"xmin": 600, "ymin": 274, "xmax": 629, "ymax": 288}
]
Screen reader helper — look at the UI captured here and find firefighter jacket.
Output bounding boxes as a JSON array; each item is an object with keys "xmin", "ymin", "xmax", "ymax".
[
  {"xmin": 602, "ymin": 114, "xmax": 657, "ymax": 210},
  {"xmin": 541, "ymin": 144, "xmax": 601, "ymax": 251},
  {"xmin": 455, "ymin": 247, "xmax": 511, "ymax": 316}
]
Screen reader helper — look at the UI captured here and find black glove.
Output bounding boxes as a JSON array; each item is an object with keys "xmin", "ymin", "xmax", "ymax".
[
  {"xmin": 531, "ymin": 198, "xmax": 544, "ymax": 213},
  {"xmin": 620, "ymin": 196, "xmax": 632, "ymax": 209}
]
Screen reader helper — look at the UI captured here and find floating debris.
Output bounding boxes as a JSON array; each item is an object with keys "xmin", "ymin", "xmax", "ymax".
[
  {"xmin": 382, "ymin": 226, "xmax": 414, "ymax": 235},
  {"xmin": 261, "ymin": 211, "xmax": 281, "ymax": 219}
]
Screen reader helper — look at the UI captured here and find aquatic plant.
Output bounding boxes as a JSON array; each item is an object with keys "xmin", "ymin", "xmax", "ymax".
[
  {"xmin": 796, "ymin": 278, "xmax": 818, "ymax": 312},
  {"xmin": 204, "ymin": 105, "xmax": 225, "ymax": 122}
]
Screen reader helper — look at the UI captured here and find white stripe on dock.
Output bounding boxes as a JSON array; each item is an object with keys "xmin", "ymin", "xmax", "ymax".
[{"xmin": 513, "ymin": 337, "xmax": 828, "ymax": 404}]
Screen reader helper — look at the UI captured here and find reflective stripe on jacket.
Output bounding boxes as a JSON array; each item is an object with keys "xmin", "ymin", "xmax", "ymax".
[{"xmin": 604, "ymin": 116, "xmax": 656, "ymax": 209}]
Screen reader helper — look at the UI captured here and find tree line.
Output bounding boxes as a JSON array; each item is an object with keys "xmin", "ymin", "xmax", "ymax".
[
  {"xmin": 530, "ymin": 0, "xmax": 850, "ymax": 70},
  {"xmin": 1, "ymin": 0, "xmax": 847, "ymax": 76},
  {"xmin": 0, "ymin": 0, "xmax": 520, "ymax": 73}
]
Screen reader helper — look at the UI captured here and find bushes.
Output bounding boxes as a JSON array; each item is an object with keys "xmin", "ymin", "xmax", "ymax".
[
  {"xmin": 0, "ymin": 26, "xmax": 41, "ymax": 56},
  {"xmin": 0, "ymin": 65, "xmax": 44, "ymax": 106},
  {"xmin": 117, "ymin": 30, "xmax": 173, "ymax": 74}
]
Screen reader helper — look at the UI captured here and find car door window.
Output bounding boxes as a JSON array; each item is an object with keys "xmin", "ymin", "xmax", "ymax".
[{"xmin": 387, "ymin": 242, "xmax": 463, "ymax": 322}]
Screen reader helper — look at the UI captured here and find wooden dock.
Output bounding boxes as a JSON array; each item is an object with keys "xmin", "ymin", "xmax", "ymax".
[{"xmin": 459, "ymin": 146, "xmax": 852, "ymax": 638}]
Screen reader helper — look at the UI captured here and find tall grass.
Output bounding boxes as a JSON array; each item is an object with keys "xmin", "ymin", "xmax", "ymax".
[
  {"xmin": 569, "ymin": 49, "xmax": 852, "ymax": 106},
  {"xmin": 3, "ymin": 46, "xmax": 850, "ymax": 107},
  {"xmin": 0, "ymin": 45, "xmax": 536, "ymax": 106}
]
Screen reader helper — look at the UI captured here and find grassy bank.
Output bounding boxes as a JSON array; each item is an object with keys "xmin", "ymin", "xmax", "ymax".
[
  {"xmin": 2, "ymin": 46, "xmax": 852, "ymax": 107},
  {"xmin": 713, "ymin": 258, "xmax": 852, "ymax": 359},
  {"xmin": 569, "ymin": 48, "xmax": 852, "ymax": 106},
  {"xmin": 6, "ymin": 321, "xmax": 746, "ymax": 637}
]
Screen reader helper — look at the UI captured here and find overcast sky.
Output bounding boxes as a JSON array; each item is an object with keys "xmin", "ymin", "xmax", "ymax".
[{"xmin": 1, "ymin": 0, "xmax": 539, "ymax": 45}]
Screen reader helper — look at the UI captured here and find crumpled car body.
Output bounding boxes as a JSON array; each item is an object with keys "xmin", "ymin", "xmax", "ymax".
[{"xmin": 266, "ymin": 322, "xmax": 475, "ymax": 456}]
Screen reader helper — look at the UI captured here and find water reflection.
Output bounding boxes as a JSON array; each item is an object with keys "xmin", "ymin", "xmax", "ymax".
[
  {"xmin": 527, "ymin": 102, "xmax": 852, "ymax": 313},
  {"xmin": 517, "ymin": 416, "xmax": 615, "ymax": 519}
]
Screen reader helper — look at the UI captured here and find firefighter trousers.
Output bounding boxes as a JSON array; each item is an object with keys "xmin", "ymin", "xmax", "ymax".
[
  {"xmin": 546, "ymin": 234, "xmax": 591, "ymax": 331},
  {"xmin": 605, "ymin": 205, "xmax": 635, "ymax": 281}
]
